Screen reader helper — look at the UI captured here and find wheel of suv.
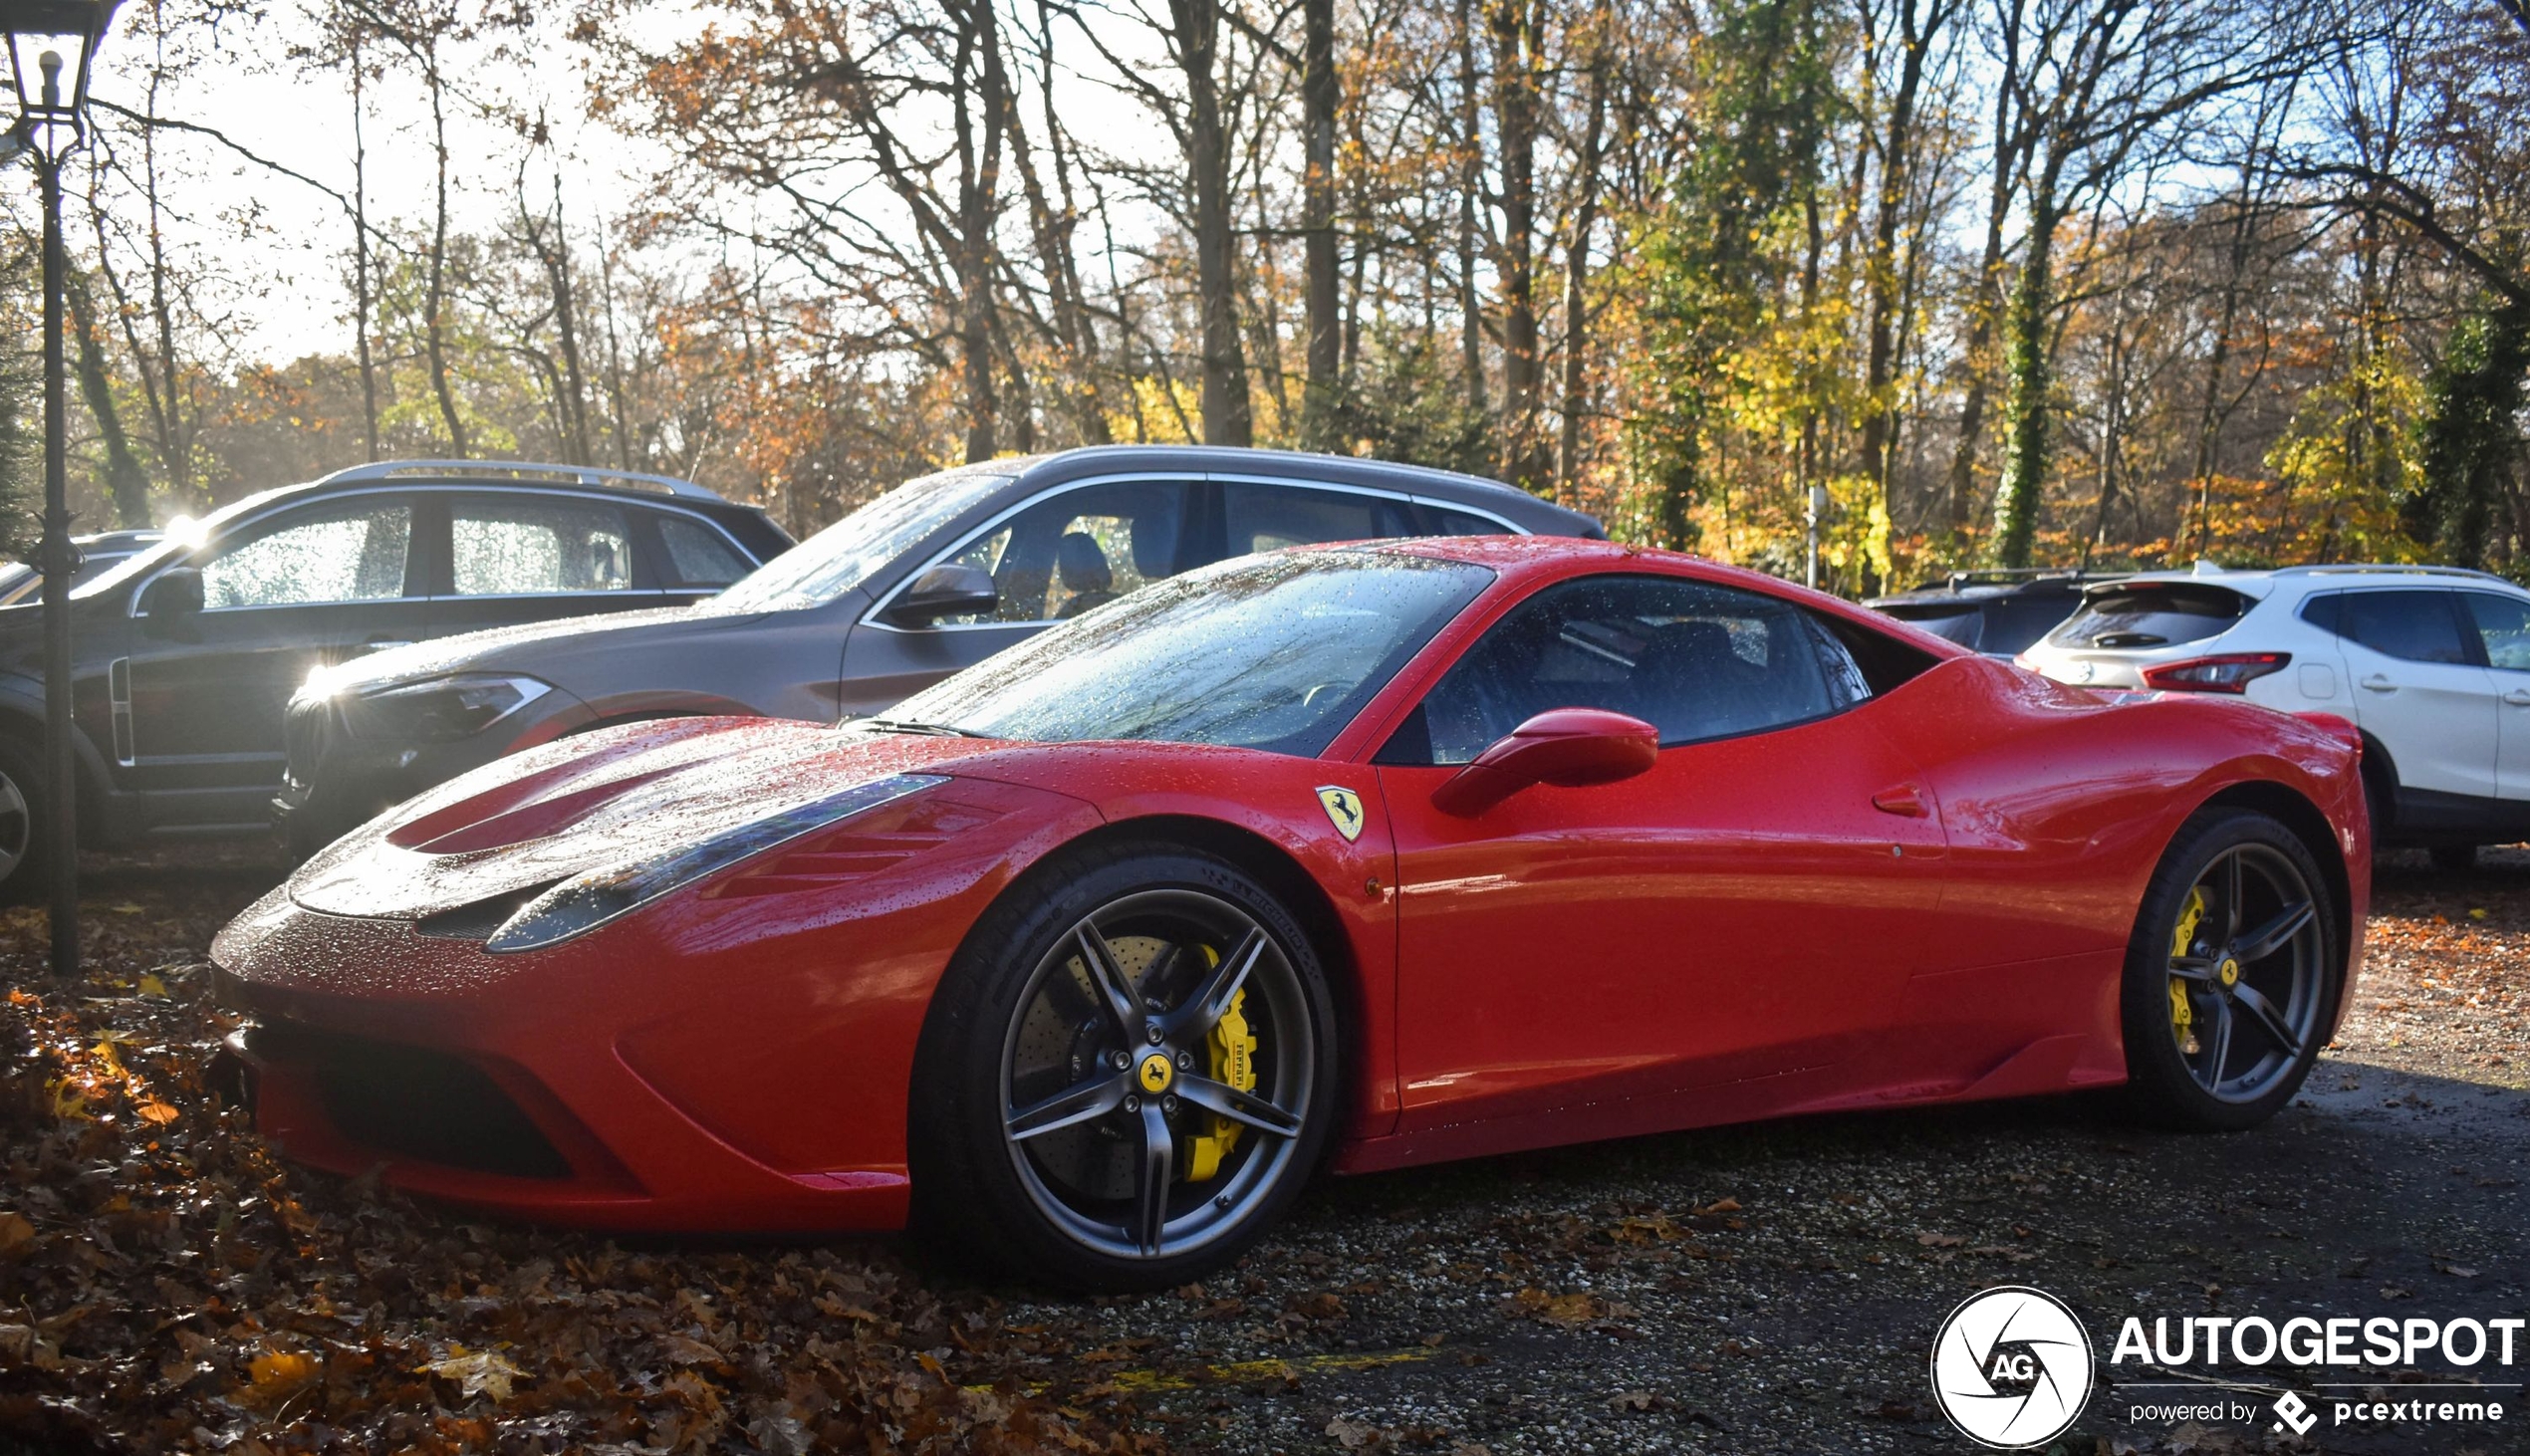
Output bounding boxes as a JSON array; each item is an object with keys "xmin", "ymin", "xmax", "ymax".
[
  {"xmin": 909, "ymin": 841, "xmax": 1340, "ymax": 1291},
  {"xmin": 0, "ymin": 736, "xmax": 50, "ymax": 905},
  {"xmin": 2121, "ymin": 808, "xmax": 2339, "ymax": 1131}
]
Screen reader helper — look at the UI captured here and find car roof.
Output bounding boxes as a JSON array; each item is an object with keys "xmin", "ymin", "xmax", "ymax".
[
  {"xmin": 1361, "ymin": 535, "xmax": 1973, "ymax": 654},
  {"xmin": 2077, "ymin": 562, "xmax": 2524, "ymax": 603},
  {"xmin": 1000, "ymin": 445, "xmax": 1605, "ymax": 536}
]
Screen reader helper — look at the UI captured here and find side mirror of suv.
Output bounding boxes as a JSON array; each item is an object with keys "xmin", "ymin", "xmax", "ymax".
[
  {"xmin": 138, "ymin": 567, "xmax": 205, "ymax": 626},
  {"xmin": 884, "ymin": 565, "xmax": 998, "ymax": 628}
]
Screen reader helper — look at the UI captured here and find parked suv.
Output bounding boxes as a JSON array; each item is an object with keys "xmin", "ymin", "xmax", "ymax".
[
  {"xmin": 1864, "ymin": 570, "xmax": 2096, "ymax": 657},
  {"xmin": 0, "ymin": 460, "xmax": 791, "ymax": 896},
  {"xmin": 278, "ymin": 444, "xmax": 1604, "ymax": 851},
  {"xmin": 2018, "ymin": 563, "xmax": 2530, "ymax": 867},
  {"xmin": 0, "ymin": 530, "xmax": 166, "ymax": 607}
]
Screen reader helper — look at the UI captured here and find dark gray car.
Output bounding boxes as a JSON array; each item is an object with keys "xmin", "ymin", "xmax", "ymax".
[{"xmin": 278, "ymin": 445, "xmax": 1602, "ymax": 850}]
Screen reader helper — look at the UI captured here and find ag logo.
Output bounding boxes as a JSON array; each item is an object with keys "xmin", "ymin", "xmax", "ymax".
[
  {"xmin": 1929, "ymin": 1286, "xmax": 2094, "ymax": 1449},
  {"xmin": 2271, "ymin": 1391, "xmax": 2316, "ymax": 1435},
  {"xmin": 1316, "ymin": 785, "xmax": 1366, "ymax": 843}
]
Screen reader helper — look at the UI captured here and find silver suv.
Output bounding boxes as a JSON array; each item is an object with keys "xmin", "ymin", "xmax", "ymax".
[{"xmin": 2019, "ymin": 563, "xmax": 2530, "ymax": 869}]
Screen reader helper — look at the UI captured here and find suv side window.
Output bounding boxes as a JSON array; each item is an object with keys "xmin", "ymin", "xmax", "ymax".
[
  {"xmin": 1222, "ymin": 481, "xmax": 1419, "ymax": 556},
  {"xmin": 2323, "ymin": 590, "xmax": 2470, "ymax": 664},
  {"xmin": 657, "ymin": 516, "xmax": 753, "ymax": 589},
  {"xmin": 450, "ymin": 497, "xmax": 634, "ymax": 596},
  {"xmin": 199, "ymin": 500, "xmax": 413, "ymax": 608},
  {"xmin": 2462, "ymin": 592, "xmax": 2530, "ymax": 671},
  {"xmin": 1382, "ymin": 575, "xmax": 1869, "ymax": 765},
  {"xmin": 1426, "ymin": 505, "xmax": 1518, "ymax": 537},
  {"xmin": 934, "ymin": 479, "xmax": 1193, "ymax": 624}
]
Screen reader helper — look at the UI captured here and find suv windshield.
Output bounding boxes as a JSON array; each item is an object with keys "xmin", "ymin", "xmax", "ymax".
[
  {"xmin": 886, "ymin": 550, "xmax": 1492, "ymax": 757},
  {"xmin": 2046, "ymin": 583, "xmax": 2247, "ymax": 649},
  {"xmin": 714, "ymin": 466, "xmax": 1013, "ymax": 610}
]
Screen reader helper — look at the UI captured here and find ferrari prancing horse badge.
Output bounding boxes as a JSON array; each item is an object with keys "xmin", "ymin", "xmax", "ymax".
[{"xmin": 1316, "ymin": 785, "xmax": 1366, "ymax": 843}]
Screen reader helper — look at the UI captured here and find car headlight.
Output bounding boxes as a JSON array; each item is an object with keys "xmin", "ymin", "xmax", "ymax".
[
  {"xmin": 350, "ymin": 672, "xmax": 554, "ymax": 743},
  {"xmin": 483, "ymin": 773, "xmax": 947, "ymax": 953}
]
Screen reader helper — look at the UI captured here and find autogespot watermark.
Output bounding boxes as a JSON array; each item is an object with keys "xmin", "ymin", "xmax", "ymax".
[{"xmin": 1929, "ymin": 1288, "xmax": 2523, "ymax": 1447}]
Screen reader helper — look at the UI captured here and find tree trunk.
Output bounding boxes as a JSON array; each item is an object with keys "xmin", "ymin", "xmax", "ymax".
[
  {"xmin": 351, "ymin": 29, "xmax": 380, "ymax": 462},
  {"xmin": 64, "ymin": 274, "xmax": 150, "ymax": 528},
  {"xmin": 1171, "ymin": 0, "xmax": 1252, "ymax": 446},
  {"xmin": 1989, "ymin": 185, "xmax": 2060, "ymax": 568},
  {"xmin": 1554, "ymin": 34, "xmax": 1610, "ymax": 499},
  {"xmin": 422, "ymin": 47, "xmax": 468, "ymax": 457},
  {"xmin": 1487, "ymin": 0, "xmax": 1545, "ymax": 489},
  {"xmin": 1455, "ymin": 0, "xmax": 1487, "ymax": 422},
  {"xmin": 953, "ymin": 0, "xmax": 1009, "ymax": 461},
  {"xmin": 1298, "ymin": 0, "xmax": 1340, "ymax": 447}
]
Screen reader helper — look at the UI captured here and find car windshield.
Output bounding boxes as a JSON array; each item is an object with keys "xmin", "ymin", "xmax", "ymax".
[
  {"xmin": 886, "ymin": 549, "xmax": 1493, "ymax": 757},
  {"xmin": 714, "ymin": 465, "xmax": 1014, "ymax": 610},
  {"xmin": 2046, "ymin": 583, "xmax": 2247, "ymax": 649}
]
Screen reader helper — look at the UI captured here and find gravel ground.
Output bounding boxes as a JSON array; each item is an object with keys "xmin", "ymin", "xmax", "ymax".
[
  {"xmin": 973, "ymin": 847, "xmax": 2530, "ymax": 1456},
  {"xmin": 15, "ymin": 841, "xmax": 2525, "ymax": 1455}
]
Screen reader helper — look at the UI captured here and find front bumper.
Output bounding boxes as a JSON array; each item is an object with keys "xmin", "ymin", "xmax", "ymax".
[{"xmin": 209, "ymin": 886, "xmax": 915, "ymax": 1233}]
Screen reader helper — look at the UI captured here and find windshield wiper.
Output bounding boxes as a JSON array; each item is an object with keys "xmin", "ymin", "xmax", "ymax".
[{"xmin": 857, "ymin": 717, "xmax": 992, "ymax": 739}]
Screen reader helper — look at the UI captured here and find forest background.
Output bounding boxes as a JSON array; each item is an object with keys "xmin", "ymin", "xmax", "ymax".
[{"xmin": 1, "ymin": 0, "xmax": 2526, "ymax": 593}]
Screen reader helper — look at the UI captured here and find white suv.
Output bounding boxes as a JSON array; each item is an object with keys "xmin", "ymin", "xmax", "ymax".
[{"xmin": 2018, "ymin": 563, "xmax": 2530, "ymax": 869}]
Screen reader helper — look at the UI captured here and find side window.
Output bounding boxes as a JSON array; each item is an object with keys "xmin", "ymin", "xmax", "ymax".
[
  {"xmin": 934, "ymin": 479, "xmax": 1192, "ymax": 624},
  {"xmin": 451, "ymin": 498, "xmax": 633, "ymax": 597},
  {"xmin": 657, "ymin": 517, "xmax": 752, "ymax": 589},
  {"xmin": 198, "ymin": 501, "xmax": 412, "ymax": 608},
  {"xmin": 1387, "ymin": 575, "xmax": 1867, "ymax": 766},
  {"xmin": 1426, "ymin": 505, "xmax": 1518, "ymax": 537},
  {"xmin": 2464, "ymin": 593, "xmax": 2530, "ymax": 671},
  {"xmin": 2331, "ymin": 590, "xmax": 2470, "ymax": 664},
  {"xmin": 1223, "ymin": 482, "xmax": 1419, "ymax": 555}
]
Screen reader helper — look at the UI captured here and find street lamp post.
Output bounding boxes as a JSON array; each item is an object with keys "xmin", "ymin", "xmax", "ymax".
[{"xmin": 2, "ymin": 0, "xmax": 120, "ymax": 978}]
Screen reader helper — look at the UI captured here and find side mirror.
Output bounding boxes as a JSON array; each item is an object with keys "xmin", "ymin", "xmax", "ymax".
[
  {"xmin": 1431, "ymin": 707, "xmax": 1658, "ymax": 817},
  {"xmin": 884, "ymin": 564, "xmax": 998, "ymax": 627},
  {"xmin": 138, "ymin": 567, "xmax": 204, "ymax": 623}
]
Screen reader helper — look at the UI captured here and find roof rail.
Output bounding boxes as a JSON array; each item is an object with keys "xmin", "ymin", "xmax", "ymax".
[
  {"xmin": 2268, "ymin": 564, "xmax": 2509, "ymax": 583},
  {"xmin": 314, "ymin": 459, "xmax": 723, "ymax": 502},
  {"xmin": 1920, "ymin": 567, "xmax": 2093, "ymax": 591}
]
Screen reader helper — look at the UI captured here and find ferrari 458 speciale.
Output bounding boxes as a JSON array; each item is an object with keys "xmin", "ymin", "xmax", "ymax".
[{"xmin": 213, "ymin": 537, "xmax": 2369, "ymax": 1289}]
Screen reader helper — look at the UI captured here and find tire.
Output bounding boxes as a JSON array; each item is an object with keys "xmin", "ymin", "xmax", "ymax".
[
  {"xmin": 2429, "ymin": 844, "xmax": 2478, "ymax": 875},
  {"xmin": 0, "ymin": 735, "xmax": 50, "ymax": 907},
  {"xmin": 909, "ymin": 840, "xmax": 1342, "ymax": 1292},
  {"xmin": 2121, "ymin": 808, "xmax": 2340, "ymax": 1132}
]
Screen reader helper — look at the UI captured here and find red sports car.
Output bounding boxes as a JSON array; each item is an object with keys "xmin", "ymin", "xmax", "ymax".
[{"xmin": 213, "ymin": 538, "xmax": 2369, "ymax": 1290}]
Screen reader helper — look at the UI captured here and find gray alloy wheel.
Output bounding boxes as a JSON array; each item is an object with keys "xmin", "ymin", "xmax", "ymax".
[
  {"xmin": 2161, "ymin": 841, "xmax": 2328, "ymax": 1105},
  {"xmin": 997, "ymin": 887, "xmax": 1318, "ymax": 1264}
]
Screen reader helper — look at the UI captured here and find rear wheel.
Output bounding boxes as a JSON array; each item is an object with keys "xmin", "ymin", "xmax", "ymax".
[
  {"xmin": 2121, "ymin": 808, "xmax": 2338, "ymax": 1131},
  {"xmin": 909, "ymin": 843, "xmax": 1339, "ymax": 1291}
]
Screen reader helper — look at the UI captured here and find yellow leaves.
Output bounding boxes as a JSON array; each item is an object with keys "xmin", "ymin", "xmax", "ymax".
[
  {"xmin": 1502, "ymin": 1287, "xmax": 1636, "ymax": 1328},
  {"xmin": 136, "ymin": 973, "xmax": 169, "ymax": 999},
  {"xmin": 46, "ymin": 1080, "xmax": 91, "ymax": 1122},
  {"xmin": 241, "ymin": 1347, "xmax": 320, "ymax": 1406},
  {"xmin": 421, "ymin": 1345, "xmax": 527, "ymax": 1401},
  {"xmin": 135, "ymin": 1098, "xmax": 179, "ymax": 1125}
]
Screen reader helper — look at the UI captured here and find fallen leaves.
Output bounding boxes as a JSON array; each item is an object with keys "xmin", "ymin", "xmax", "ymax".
[
  {"xmin": 0, "ymin": 873, "xmax": 1146, "ymax": 1456},
  {"xmin": 420, "ymin": 1346, "xmax": 525, "ymax": 1401}
]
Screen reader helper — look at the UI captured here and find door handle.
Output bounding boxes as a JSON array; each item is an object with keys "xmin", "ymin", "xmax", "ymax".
[
  {"xmin": 1872, "ymin": 784, "xmax": 1928, "ymax": 818},
  {"xmin": 2360, "ymin": 674, "xmax": 2397, "ymax": 694},
  {"xmin": 2506, "ymin": 688, "xmax": 2530, "ymax": 707}
]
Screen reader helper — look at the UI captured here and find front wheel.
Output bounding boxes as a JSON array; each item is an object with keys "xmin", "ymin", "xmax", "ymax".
[
  {"xmin": 0, "ymin": 737, "xmax": 51, "ymax": 905},
  {"xmin": 909, "ymin": 843, "xmax": 1340, "ymax": 1291},
  {"xmin": 2121, "ymin": 808, "xmax": 2339, "ymax": 1131}
]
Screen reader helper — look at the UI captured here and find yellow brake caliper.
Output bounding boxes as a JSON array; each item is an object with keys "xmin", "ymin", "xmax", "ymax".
[
  {"xmin": 2168, "ymin": 886, "xmax": 2205, "ymax": 1054},
  {"xmin": 1185, "ymin": 944, "xmax": 1258, "ymax": 1183}
]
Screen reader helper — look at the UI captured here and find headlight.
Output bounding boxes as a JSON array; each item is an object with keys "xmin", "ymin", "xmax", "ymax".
[
  {"xmin": 483, "ymin": 773, "xmax": 946, "ymax": 953},
  {"xmin": 350, "ymin": 673, "xmax": 554, "ymax": 743}
]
